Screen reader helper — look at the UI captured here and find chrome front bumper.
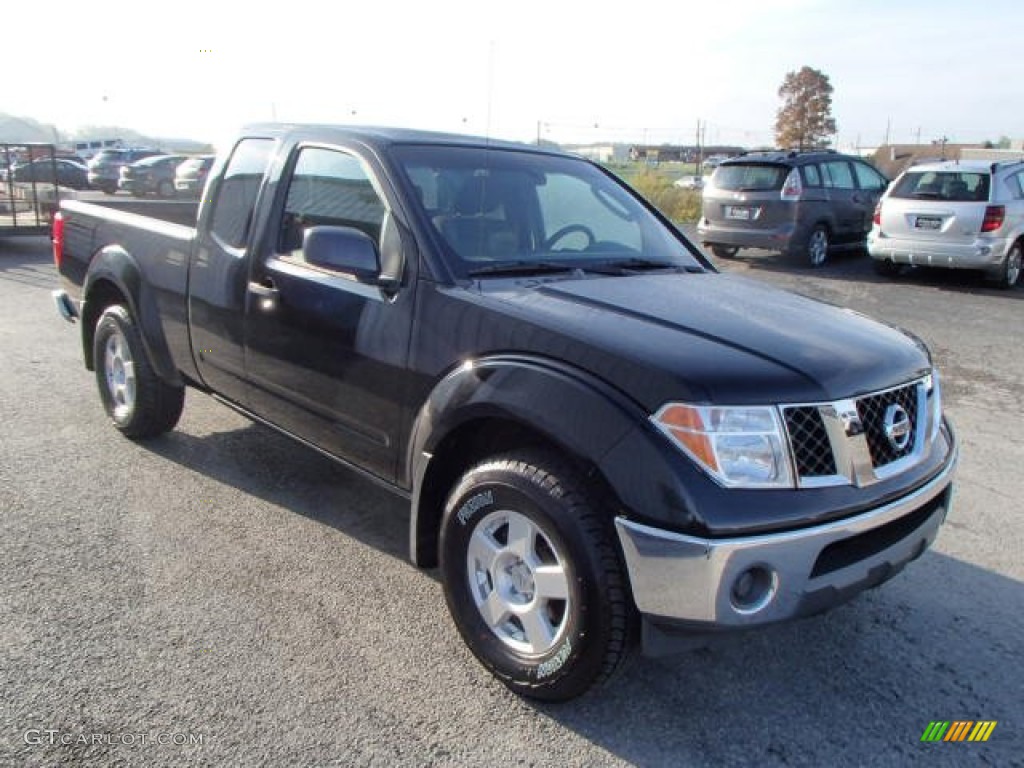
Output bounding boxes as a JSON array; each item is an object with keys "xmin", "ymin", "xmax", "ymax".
[{"xmin": 615, "ymin": 447, "xmax": 956, "ymax": 630}]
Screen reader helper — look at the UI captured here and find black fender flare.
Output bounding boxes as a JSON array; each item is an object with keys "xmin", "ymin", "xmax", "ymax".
[
  {"xmin": 404, "ymin": 355, "xmax": 701, "ymax": 566},
  {"xmin": 82, "ymin": 245, "xmax": 182, "ymax": 387}
]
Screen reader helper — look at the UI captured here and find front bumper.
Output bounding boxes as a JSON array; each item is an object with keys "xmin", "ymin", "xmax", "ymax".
[{"xmin": 615, "ymin": 442, "xmax": 956, "ymax": 639}]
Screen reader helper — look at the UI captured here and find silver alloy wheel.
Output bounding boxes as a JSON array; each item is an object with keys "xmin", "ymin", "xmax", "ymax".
[
  {"xmin": 1007, "ymin": 244, "xmax": 1021, "ymax": 287},
  {"xmin": 466, "ymin": 508, "xmax": 571, "ymax": 655},
  {"xmin": 808, "ymin": 227, "xmax": 829, "ymax": 266},
  {"xmin": 103, "ymin": 329, "xmax": 136, "ymax": 420}
]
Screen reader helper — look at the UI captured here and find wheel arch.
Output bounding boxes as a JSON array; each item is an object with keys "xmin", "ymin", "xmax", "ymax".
[
  {"xmin": 81, "ymin": 246, "xmax": 182, "ymax": 386},
  {"xmin": 406, "ymin": 358, "xmax": 641, "ymax": 568}
]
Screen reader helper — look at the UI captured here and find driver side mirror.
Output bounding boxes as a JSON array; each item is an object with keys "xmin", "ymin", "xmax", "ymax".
[{"xmin": 303, "ymin": 226, "xmax": 380, "ymax": 282}]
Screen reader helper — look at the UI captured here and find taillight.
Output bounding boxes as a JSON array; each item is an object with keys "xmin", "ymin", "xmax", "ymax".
[
  {"xmin": 780, "ymin": 169, "xmax": 802, "ymax": 201},
  {"xmin": 872, "ymin": 202, "xmax": 881, "ymax": 227},
  {"xmin": 981, "ymin": 205, "xmax": 1005, "ymax": 233},
  {"xmin": 52, "ymin": 211, "xmax": 65, "ymax": 268}
]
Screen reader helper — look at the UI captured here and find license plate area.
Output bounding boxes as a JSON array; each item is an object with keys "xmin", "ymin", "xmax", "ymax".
[
  {"xmin": 725, "ymin": 205, "xmax": 756, "ymax": 221},
  {"xmin": 915, "ymin": 216, "xmax": 942, "ymax": 230}
]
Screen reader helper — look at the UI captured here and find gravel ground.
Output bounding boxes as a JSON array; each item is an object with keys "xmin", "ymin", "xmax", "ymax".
[{"xmin": 1, "ymin": 233, "xmax": 1021, "ymax": 767}]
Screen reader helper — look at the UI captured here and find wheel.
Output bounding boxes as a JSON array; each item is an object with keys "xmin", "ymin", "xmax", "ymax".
[
  {"xmin": 710, "ymin": 245, "xmax": 739, "ymax": 259},
  {"xmin": 93, "ymin": 305, "xmax": 184, "ymax": 438},
  {"xmin": 873, "ymin": 258, "xmax": 901, "ymax": 277},
  {"xmin": 440, "ymin": 451, "xmax": 636, "ymax": 701},
  {"xmin": 988, "ymin": 242, "xmax": 1021, "ymax": 289},
  {"xmin": 158, "ymin": 180, "xmax": 175, "ymax": 198},
  {"xmin": 805, "ymin": 225, "xmax": 830, "ymax": 267},
  {"xmin": 101, "ymin": 183, "xmax": 117, "ymax": 195}
]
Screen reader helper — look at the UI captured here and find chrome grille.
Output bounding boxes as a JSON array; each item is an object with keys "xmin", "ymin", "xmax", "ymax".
[
  {"xmin": 857, "ymin": 383, "xmax": 919, "ymax": 468},
  {"xmin": 782, "ymin": 377, "xmax": 929, "ymax": 488},
  {"xmin": 783, "ymin": 406, "xmax": 836, "ymax": 477}
]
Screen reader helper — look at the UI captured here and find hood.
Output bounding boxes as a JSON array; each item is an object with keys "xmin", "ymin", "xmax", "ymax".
[{"xmin": 479, "ymin": 272, "xmax": 930, "ymax": 407}]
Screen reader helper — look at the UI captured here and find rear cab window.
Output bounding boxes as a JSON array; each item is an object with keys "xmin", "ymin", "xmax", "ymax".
[{"xmin": 208, "ymin": 138, "xmax": 275, "ymax": 248}]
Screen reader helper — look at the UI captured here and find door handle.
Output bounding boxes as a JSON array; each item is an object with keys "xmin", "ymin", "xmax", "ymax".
[{"xmin": 248, "ymin": 280, "xmax": 279, "ymax": 310}]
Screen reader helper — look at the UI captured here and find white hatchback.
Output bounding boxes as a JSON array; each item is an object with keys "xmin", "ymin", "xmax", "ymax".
[{"xmin": 867, "ymin": 159, "xmax": 1024, "ymax": 288}]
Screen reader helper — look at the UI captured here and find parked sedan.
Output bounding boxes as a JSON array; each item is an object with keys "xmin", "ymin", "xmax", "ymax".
[
  {"xmin": 87, "ymin": 148, "xmax": 163, "ymax": 194},
  {"xmin": 673, "ymin": 174, "xmax": 705, "ymax": 190},
  {"xmin": 868, "ymin": 160, "xmax": 1024, "ymax": 288},
  {"xmin": 173, "ymin": 155, "xmax": 215, "ymax": 197},
  {"xmin": 119, "ymin": 155, "xmax": 187, "ymax": 198},
  {"xmin": 3, "ymin": 158, "xmax": 90, "ymax": 190}
]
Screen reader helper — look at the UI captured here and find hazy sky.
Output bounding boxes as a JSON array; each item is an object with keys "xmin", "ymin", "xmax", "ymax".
[{"xmin": 10, "ymin": 0, "xmax": 1021, "ymax": 151}]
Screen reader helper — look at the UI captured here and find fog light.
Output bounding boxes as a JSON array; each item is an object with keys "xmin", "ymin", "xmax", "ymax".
[{"xmin": 730, "ymin": 566, "xmax": 777, "ymax": 613}]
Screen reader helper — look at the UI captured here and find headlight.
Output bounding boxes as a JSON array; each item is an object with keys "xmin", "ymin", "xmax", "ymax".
[{"xmin": 652, "ymin": 404, "xmax": 794, "ymax": 489}]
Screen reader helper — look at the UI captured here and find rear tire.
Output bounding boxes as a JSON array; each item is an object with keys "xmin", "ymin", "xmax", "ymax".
[
  {"xmin": 806, "ymin": 225, "xmax": 830, "ymax": 267},
  {"xmin": 440, "ymin": 451, "xmax": 637, "ymax": 701},
  {"xmin": 988, "ymin": 242, "xmax": 1021, "ymax": 289},
  {"xmin": 93, "ymin": 305, "xmax": 184, "ymax": 438},
  {"xmin": 158, "ymin": 180, "xmax": 175, "ymax": 198},
  {"xmin": 710, "ymin": 245, "xmax": 739, "ymax": 259}
]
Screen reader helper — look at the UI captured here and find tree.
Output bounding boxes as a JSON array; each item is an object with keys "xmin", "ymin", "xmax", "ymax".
[{"xmin": 774, "ymin": 66, "xmax": 837, "ymax": 150}]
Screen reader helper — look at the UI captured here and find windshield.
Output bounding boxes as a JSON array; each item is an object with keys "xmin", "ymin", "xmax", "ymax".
[
  {"xmin": 890, "ymin": 170, "xmax": 990, "ymax": 202},
  {"xmin": 711, "ymin": 163, "xmax": 787, "ymax": 191},
  {"xmin": 391, "ymin": 145, "xmax": 704, "ymax": 278}
]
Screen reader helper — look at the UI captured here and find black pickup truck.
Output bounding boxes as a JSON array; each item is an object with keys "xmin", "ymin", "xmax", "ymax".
[{"xmin": 52, "ymin": 124, "xmax": 957, "ymax": 701}]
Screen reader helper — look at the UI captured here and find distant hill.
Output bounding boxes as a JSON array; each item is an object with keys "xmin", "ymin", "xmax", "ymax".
[{"xmin": 0, "ymin": 113, "xmax": 212, "ymax": 154}]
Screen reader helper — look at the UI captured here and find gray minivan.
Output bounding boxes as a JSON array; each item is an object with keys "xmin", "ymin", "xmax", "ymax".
[{"xmin": 698, "ymin": 150, "xmax": 889, "ymax": 266}]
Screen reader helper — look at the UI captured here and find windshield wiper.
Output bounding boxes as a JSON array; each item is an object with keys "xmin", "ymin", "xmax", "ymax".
[
  {"xmin": 466, "ymin": 261, "xmax": 580, "ymax": 278},
  {"xmin": 584, "ymin": 258, "xmax": 697, "ymax": 275}
]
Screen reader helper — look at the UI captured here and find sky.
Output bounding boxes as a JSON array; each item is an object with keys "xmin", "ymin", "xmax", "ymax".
[{"xmin": 7, "ymin": 0, "xmax": 1021, "ymax": 152}]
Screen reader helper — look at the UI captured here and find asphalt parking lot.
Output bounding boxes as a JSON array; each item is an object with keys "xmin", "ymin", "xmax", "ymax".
[{"xmin": 1, "ymin": 233, "xmax": 1021, "ymax": 767}]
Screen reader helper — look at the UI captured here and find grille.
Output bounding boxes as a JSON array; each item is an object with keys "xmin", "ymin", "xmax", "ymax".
[
  {"xmin": 857, "ymin": 384, "xmax": 918, "ymax": 468},
  {"xmin": 784, "ymin": 406, "xmax": 836, "ymax": 477}
]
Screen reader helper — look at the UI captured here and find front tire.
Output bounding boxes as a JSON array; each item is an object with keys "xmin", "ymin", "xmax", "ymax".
[
  {"xmin": 93, "ymin": 305, "xmax": 184, "ymax": 438},
  {"xmin": 440, "ymin": 451, "xmax": 636, "ymax": 701}
]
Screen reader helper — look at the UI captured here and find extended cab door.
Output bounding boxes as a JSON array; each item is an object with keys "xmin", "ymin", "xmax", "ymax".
[
  {"xmin": 189, "ymin": 137, "xmax": 276, "ymax": 405},
  {"xmin": 243, "ymin": 143, "xmax": 414, "ymax": 483}
]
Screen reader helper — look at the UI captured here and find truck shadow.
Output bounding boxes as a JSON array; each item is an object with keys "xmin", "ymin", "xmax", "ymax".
[
  {"xmin": 527, "ymin": 551, "xmax": 1022, "ymax": 766},
  {"xmin": 143, "ymin": 412, "xmax": 1019, "ymax": 765},
  {"xmin": 144, "ymin": 414, "xmax": 412, "ymax": 563}
]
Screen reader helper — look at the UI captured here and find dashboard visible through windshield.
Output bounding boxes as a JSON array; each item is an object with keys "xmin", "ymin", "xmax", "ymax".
[{"xmin": 391, "ymin": 145, "xmax": 704, "ymax": 278}]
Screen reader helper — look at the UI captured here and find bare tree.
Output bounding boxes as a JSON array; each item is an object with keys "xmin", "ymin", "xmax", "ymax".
[{"xmin": 775, "ymin": 66, "xmax": 837, "ymax": 150}]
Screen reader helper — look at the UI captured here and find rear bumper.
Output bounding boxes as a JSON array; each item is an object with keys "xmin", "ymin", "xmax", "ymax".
[
  {"xmin": 868, "ymin": 233, "xmax": 1010, "ymax": 270},
  {"xmin": 615, "ymin": 438, "xmax": 956, "ymax": 645},
  {"xmin": 697, "ymin": 219, "xmax": 800, "ymax": 252}
]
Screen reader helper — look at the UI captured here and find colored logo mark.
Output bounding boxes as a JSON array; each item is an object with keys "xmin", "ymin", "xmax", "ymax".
[{"xmin": 921, "ymin": 721, "xmax": 997, "ymax": 742}]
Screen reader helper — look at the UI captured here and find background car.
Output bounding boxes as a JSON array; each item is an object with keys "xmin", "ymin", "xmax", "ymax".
[
  {"xmin": 173, "ymin": 155, "xmax": 215, "ymax": 197},
  {"xmin": 868, "ymin": 159, "xmax": 1024, "ymax": 289},
  {"xmin": 2, "ymin": 158, "xmax": 90, "ymax": 190},
  {"xmin": 698, "ymin": 149, "xmax": 889, "ymax": 266},
  {"xmin": 673, "ymin": 175, "xmax": 705, "ymax": 190},
  {"xmin": 87, "ymin": 148, "xmax": 163, "ymax": 194},
  {"xmin": 119, "ymin": 154, "xmax": 186, "ymax": 198}
]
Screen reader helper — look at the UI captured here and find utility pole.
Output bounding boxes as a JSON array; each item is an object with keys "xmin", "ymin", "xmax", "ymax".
[
  {"xmin": 915, "ymin": 126, "xmax": 922, "ymax": 145},
  {"xmin": 696, "ymin": 118, "xmax": 702, "ymax": 174}
]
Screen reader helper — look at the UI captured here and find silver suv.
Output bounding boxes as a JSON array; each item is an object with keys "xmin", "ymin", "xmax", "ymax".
[
  {"xmin": 698, "ymin": 150, "xmax": 889, "ymax": 267},
  {"xmin": 868, "ymin": 160, "xmax": 1024, "ymax": 289}
]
